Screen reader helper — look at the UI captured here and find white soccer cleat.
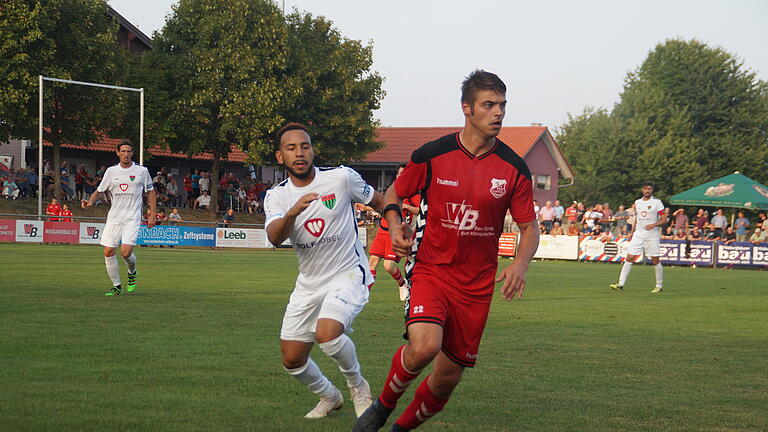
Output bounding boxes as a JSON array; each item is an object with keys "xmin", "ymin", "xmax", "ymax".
[
  {"xmin": 651, "ymin": 286, "xmax": 663, "ymax": 293},
  {"xmin": 399, "ymin": 283, "xmax": 410, "ymax": 302},
  {"xmin": 349, "ymin": 378, "xmax": 373, "ymax": 418},
  {"xmin": 304, "ymin": 387, "xmax": 343, "ymax": 419}
]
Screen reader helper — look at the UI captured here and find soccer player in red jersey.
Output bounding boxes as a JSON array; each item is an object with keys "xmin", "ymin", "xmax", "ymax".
[
  {"xmin": 353, "ymin": 70, "xmax": 540, "ymax": 432},
  {"xmin": 60, "ymin": 204, "xmax": 73, "ymax": 222},
  {"xmin": 368, "ymin": 163, "xmax": 420, "ymax": 300}
]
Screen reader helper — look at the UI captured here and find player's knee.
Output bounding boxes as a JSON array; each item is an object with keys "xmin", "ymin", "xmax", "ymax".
[
  {"xmin": 281, "ymin": 353, "xmax": 308, "ymax": 370},
  {"xmin": 406, "ymin": 341, "xmax": 441, "ymax": 368}
]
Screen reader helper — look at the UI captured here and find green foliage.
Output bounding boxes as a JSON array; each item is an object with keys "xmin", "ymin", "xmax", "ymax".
[
  {"xmin": 0, "ymin": 0, "xmax": 124, "ymax": 199},
  {"xmin": 558, "ymin": 39, "xmax": 768, "ymax": 206},
  {"xmin": 281, "ymin": 11, "xmax": 384, "ymax": 165}
]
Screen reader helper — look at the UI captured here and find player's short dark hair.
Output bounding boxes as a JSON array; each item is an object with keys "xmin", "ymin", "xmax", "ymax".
[
  {"xmin": 275, "ymin": 122, "xmax": 310, "ymax": 149},
  {"xmin": 461, "ymin": 70, "xmax": 506, "ymax": 107},
  {"xmin": 642, "ymin": 180, "xmax": 654, "ymax": 188},
  {"xmin": 116, "ymin": 139, "xmax": 132, "ymax": 152}
]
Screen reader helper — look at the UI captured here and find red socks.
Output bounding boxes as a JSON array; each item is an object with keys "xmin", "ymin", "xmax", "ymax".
[
  {"xmin": 378, "ymin": 345, "xmax": 420, "ymax": 409},
  {"xmin": 395, "ymin": 376, "xmax": 449, "ymax": 429},
  {"xmin": 391, "ymin": 268, "xmax": 406, "ymax": 287}
]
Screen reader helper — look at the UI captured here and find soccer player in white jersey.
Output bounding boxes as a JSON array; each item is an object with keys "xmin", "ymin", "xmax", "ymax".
[
  {"xmin": 265, "ymin": 123, "xmax": 388, "ymax": 419},
  {"xmin": 82, "ymin": 140, "xmax": 156, "ymax": 296},
  {"xmin": 610, "ymin": 180, "xmax": 668, "ymax": 293}
]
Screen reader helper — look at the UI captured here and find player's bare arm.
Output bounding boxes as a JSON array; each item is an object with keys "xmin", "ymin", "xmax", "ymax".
[
  {"xmin": 382, "ymin": 184, "xmax": 413, "ymax": 257},
  {"xmin": 146, "ymin": 189, "xmax": 157, "ymax": 228},
  {"xmin": 81, "ymin": 190, "xmax": 101, "ymax": 208},
  {"xmin": 266, "ymin": 192, "xmax": 319, "ymax": 245},
  {"xmin": 402, "ymin": 201, "xmax": 419, "ymax": 215},
  {"xmin": 497, "ymin": 219, "xmax": 540, "ymax": 301}
]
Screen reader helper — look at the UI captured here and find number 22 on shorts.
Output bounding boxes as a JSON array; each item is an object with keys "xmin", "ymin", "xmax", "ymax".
[{"xmin": 412, "ymin": 305, "xmax": 424, "ymax": 314}]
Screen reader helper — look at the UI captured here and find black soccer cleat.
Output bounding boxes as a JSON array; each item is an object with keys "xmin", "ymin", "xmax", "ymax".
[
  {"xmin": 105, "ymin": 285, "xmax": 122, "ymax": 296},
  {"xmin": 352, "ymin": 399, "xmax": 393, "ymax": 432},
  {"xmin": 391, "ymin": 423, "xmax": 410, "ymax": 432}
]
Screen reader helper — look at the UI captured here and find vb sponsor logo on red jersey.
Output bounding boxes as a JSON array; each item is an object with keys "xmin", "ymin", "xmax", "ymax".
[
  {"xmin": 304, "ymin": 218, "xmax": 325, "ymax": 237},
  {"xmin": 443, "ymin": 201, "xmax": 479, "ymax": 231}
]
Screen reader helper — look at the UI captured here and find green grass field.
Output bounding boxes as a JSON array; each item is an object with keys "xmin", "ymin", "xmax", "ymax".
[{"xmin": 1, "ymin": 244, "xmax": 766, "ymax": 432}]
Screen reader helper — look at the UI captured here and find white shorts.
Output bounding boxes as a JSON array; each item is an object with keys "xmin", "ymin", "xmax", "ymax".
[
  {"xmin": 100, "ymin": 221, "xmax": 141, "ymax": 248},
  {"xmin": 280, "ymin": 270, "xmax": 369, "ymax": 343},
  {"xmin": 627, "ymin": 236, "xmax": 660, "ymax": 257}
]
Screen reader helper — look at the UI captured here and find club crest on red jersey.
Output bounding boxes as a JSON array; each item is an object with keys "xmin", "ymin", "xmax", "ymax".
[
  {"xmin": 321, "ymin": 193, "xmax": 336, "ymax": 210},
  {"xmin": 304, "ymin": 218, "xmax": 325, "ymax": 237},
  {"xmin": 489, "ymin": 178, "xmax": 507, "ymax": 199},
  {"xmin": 119, "ymin": 183, "xmax": 129, "ymax": 192}
]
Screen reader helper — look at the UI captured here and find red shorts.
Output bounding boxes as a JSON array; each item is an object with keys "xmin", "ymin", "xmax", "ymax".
[
  {"xmin": 369, "ymin": 228, "xmax": 400, "ymax": 262},
  {"xmin": 404, "ymin": 272, "xmax": 492, "ymax": 367}
]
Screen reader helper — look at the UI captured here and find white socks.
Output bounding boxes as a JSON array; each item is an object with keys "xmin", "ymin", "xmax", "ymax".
[
  {"xmin": 618, "ymin": 262, "xmax": 632, "ymax": 286},
  {"xmin": 104, "ymin": 255, "xmax": 121, "ymax": 286},
  {"xmin": 654, "ymin": 263, "xmax": 663, "ymax": 288},
  {"xmin": 319, "ymin": 334, "xmax": 363, "ymax": 388},
  {"xmin": 285, "ymin": 357, "xmax": 337, "ymax": 399},
  {"xmin": 124, "ymin": 253, "xmax": 137, "ymax": 273}
]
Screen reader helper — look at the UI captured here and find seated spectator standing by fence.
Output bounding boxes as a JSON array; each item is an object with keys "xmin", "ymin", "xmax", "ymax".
[
  {"xmin": 554, "ymin": 200, "xmax": 564, "ymax": 224},
  {"xmin": 567, "ymin": 221, "xmax": 579, "ymax": 236},
  {"xmin": 14, "ymin": 169, "xmax": 32, "ymax": 197},
  {"xmin": 600, "ymin": 203, "xmax": 613, "ymax": 232},
  {"xmin": 46, "ymin": 198, "xmax": 61, "ymax": 221},
  {"xmin": 550, "ymin": 221, "xmax": 565, "ymax": 235},
  {"xmin": 168, "ymin": 208, "xmax": 182, "ymax": 225},
  {"xmin": 221, "ymin": 208, "xmax": 235, "ymax": 227},
  {"xmin": 749, "ymin": 228, "xmax": 766, "ymax": 244},
  {"xmin": 2, "ymin": 175, "xmax": 20, "ymax": 200},
  {"xmin": 672, "ymin": 208, "xmax": 688, "ymax": 236},
  {"xmin": 689, "ymin": 227, "xmax": 703, "ymax": 241},
  {"xmin": 759, "ymin": 212, "xmax": 768, "ymax": 231},
  {"xmin": 539, "ymin": 201, "xmax": 556, "ymax": 233},
  {"xmin": 705, "ymin": 224, "xmax": 720, "ymax": 241},
  {"xmin": 613, "ymin": 205, "xmax": 629, "ymax": 236},
  {"xmin": 195, "ymin": 190, "xmax": 210, "ymax": 209},
  {"xmin": 156, "ymin": 209, "xmax": 167, "ymax": 225},
  {"xmin": 723, "ymin": 226, "xmax": 737, "ymax": 244},
  {"xmin": 580, "ymin": 222, "xmax": 592, "ymax": 235},
  {"xmin": 75, "ymin": 165, "xmax": 87, "ymax": 200},
  {"xmin": 60, "ymin": 204, "xmax": 73, "ymax": 222},
  {"xmin": 565, "ymin": 202, "xmax": 578, "ymax": 228},
  {"xmin": 183, "ymin": 172, "xmax": 194, "ymax": 208},
  {"xmin": 711, "ymin": 209, "xmax": 727, "ymax": 238},
  {"xmin": 166, "ymin": 174, "xmax": 179, "ymax": 207},
  {"xmin": 734, "ymin": 212, "xmax": 750, "ymax": 242},
  {"xmin": 26, "ymin": 168, "xmax": 38, "ymax": 197},
  {"xmin": 60, "ymin": 170, "xmax": 75, "ymax": 200},
  {"xmin": 662, "ymin": 226, "xmax": 675, "ymax": 239}
]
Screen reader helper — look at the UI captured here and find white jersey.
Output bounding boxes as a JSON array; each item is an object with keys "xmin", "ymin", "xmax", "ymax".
[
  {"xmin": 97, "ymin": 162, "xmax": 154, "ymax": 225},
  {"xmin": 633, "ymin": 196, "xmax": 665, "ymax": 240},
  {"xmin": 265, "ymin": 166, "xmax": 374, "ymax": 287}
]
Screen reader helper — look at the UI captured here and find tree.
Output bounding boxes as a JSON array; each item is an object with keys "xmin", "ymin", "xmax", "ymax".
[
  {"xmin": 0, "ymin": 0, "xmax": 124, "ymax": 200},
  {"xmin": 280, "ymin": 11, "xmax": 384, "ymax": 165},
  {"xmin": 558, "ymin": 39, "xmax": 768, "ymax": 205},
  {"xmin": 151, "ymin": 0, "xmax": 291, "ymax": 215}
]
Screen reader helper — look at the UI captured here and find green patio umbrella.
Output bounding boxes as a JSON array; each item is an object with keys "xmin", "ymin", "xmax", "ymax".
[{"xmin": 669, "ymin": 172, "xmax": 768, "ymax": 211}]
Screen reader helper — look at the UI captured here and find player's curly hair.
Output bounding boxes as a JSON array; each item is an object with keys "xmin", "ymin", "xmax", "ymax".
[
  {"xmin": 275, "ymin": 122, "xmax": 309, "ymax": 150},
  {"xmin": 461, "ymin": 70, "xmax": 506, "ymax": 108},
  {"xmin": 642, "ymin": 180, "xmax": 654, "ymax": 188}
]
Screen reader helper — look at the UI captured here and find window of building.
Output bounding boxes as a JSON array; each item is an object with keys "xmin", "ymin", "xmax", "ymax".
[{"xmin": 536, "ymin": 174, "xmax": 551, "ymax": 190}]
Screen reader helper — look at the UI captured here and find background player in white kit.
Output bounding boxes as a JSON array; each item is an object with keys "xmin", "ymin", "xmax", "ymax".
[
  {"xmin": 82, "ymin": 140, "xmax": 156, "ymax": 296},
  {"xmin": 265, "ymin": 123, "xmax": 388, "ymax": 419},
  {"xmin": 610, "ymin": 180, "xmax": 668, "ymax": 293}
]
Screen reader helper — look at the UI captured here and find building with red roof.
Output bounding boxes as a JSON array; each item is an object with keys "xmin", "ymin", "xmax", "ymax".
[{"xmin": 350, "ymin": 126, "xmax": 574, "ymax": 204}]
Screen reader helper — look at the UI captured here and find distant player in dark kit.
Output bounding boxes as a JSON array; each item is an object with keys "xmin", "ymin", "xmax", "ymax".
[{"xmin": 353, "ymin": 70, "xmax": 540, "ymax": 431}]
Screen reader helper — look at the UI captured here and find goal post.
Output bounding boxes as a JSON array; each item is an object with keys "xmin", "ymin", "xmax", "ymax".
[{"xmin": 37, "ymin": 75, "xmax": 144, "ymax": 218}]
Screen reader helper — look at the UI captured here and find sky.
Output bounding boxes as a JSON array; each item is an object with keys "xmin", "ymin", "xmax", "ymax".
[{"xmin": 108, "ymin": 0, "xmax": 768, "ymax": 131}]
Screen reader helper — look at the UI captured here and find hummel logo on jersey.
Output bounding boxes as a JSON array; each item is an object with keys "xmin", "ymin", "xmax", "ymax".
[
  {"xmin": 304, "ymin": 218, "xmax": 325, "ymax": 237},
  {"xmin": 444, "ymin": 201, "xmax": 479, "ymax": 231},
  {"xmin": 119, "ymin": 183, "xmax": 129, "ymax": 192},
  {"xmin": 490, "ymin": 178, "xmax": 507, "ymax": 198},
  {"xmin": 437, "ymin": 178, "xmax": 458, "ymax": 187}
]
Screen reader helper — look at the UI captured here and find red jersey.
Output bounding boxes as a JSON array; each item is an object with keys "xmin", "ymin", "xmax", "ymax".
[
  {"xmin": 60, "ymin": 210, "xmax": 73, "ymax": 222},
  {"xmin": 395, "ymin": 133, "xmax": 534, "ymax": 297},
  {"xmin": 183, "ymin": 176, "xmax": 193, "ymax": 192},
  {"xmin": 565, "ymin": 206, "xmax": 578, "ymax": 222},
  {"xmin": 46, "ymin": 203, "xmax": 61, "ymax": 221}
]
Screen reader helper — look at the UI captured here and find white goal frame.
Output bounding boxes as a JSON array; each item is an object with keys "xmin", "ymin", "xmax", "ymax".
[{"xmin": 37, "ymin": 75, "xmax": 144, "ymax": 217}]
